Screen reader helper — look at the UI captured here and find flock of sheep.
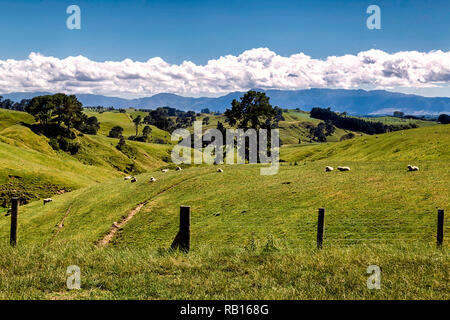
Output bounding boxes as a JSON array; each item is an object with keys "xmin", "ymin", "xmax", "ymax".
[
  {"xmin": 325, "ymin": 165, "xmax": 419, "ymax": 172},
  {"xmin": 16, "ymin": 163, "xmax": 419, "ymax": 212},
  {"xmin": 123, "ymin": 166, "xmax": 225, "ymax": 185}
]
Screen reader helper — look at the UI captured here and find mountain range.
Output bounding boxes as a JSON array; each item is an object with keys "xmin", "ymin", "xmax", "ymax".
[{"xmin": 2, "ymin": 89, "xmax": 449, "ymax": 115}]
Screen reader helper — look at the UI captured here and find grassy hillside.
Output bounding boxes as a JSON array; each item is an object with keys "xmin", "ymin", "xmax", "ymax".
[
  {"xmin": 0, "ymin": 109, "xmax": 172, "ymax": 206},
  {"xmin": 0, "ymin": 108, "xmax": 34, "ymax": 131},
  {"xmin": 281, "ymin": 124, "xmax": 449, "ymax": 162},
  {"xmin": 0, "ymin": 109, "xmax": 448, "ymax": 300},
  {"xmin": 84, "ymin": 109, "xmax": 171, "ymax": 143}
]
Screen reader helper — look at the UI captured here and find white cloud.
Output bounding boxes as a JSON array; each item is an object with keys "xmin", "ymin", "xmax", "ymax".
[{"xmin": 0, "ymin": 48, "xmax": 449, "ymax": 98}]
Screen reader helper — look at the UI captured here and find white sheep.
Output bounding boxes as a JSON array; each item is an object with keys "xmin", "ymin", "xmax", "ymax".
[
  {"xmin": 131, "ymin": 177, "xmax": 137, "ymax": 183},
  {"xmin": 124, "ymin": 176, "xmax": 132, "ymax": 180},
  {"xmin": 325, "ymin": 166, "xmax": 334, "ymax": 172},
  {"xmin": 217, "ymin": 168, "xmax": 223, "ymax": 173},
  {"xmin": 337, "ymin": 166, "xmax": 351, "ymax": 171},
  {"xmin": 161, "ymin": 169, "xmax": 169, "ymax": 173},
  {"xmin": 407, "ymin": 165, "xmax": 419, "ymax": 171},
  {"xmin": 43, "ymin": 198, "xmax": 53, "ymax": 205},
  {"xmin": 149, "ymin": 177, "xmax": 157, "ymax": 182},
  {"xmin": 175, "ymin": 166, "xmax": 182, "ymax": 171}
]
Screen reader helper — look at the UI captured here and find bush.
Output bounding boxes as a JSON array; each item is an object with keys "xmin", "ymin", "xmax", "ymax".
[
  {"xmin": 109, "ymin": 126, "xmax": 124, "ymax": 138},
  {"xmin": 438, "ymin": 114, "xmax": 450, "ymax": 124},
  {"xmin": 48, "ymin": 138, "xmax": 60, "ymax": 151},
  {"xmin": 340, "ymin": 132, "xmax": 355, "ymax": 141}
]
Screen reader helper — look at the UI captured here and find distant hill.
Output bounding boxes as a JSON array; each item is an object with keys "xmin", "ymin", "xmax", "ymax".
[{"xmin": 2, "ymin": 89, "xmax": 450, "ymax": 115}]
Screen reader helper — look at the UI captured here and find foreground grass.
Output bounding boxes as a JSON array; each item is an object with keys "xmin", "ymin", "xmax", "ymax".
[{"xmin": 0, "ymin": 243, "xmax": 447, "ymax": 300}]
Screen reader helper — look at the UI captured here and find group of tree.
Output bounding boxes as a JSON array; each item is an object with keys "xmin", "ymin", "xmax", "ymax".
[
  {"xmin": 310, "ymin": 107, "xmax": 387, "ymax": 134},
  {"xmin": 310, "ymin": 107, "xmax": 421, "ymax": 134},
  {"xmin": 438, "ymin": 114, "xmax": 450, "ymax": 124},
  {"xmin": 0, "ymin": 96, "xmax": 30, "ymax": 111},
  {"xmin": 141, "ymin": 107, "xmax": 198, "ymax": 133},
  {"xmin": 308, "ymin": 120, "xmax": 336, "ymax": 142},
  {"xmin": 84, "ymin": 105, "xmax": 115, "ymax": 113},
  {"xmin": 23, "ymin": 93, "xmax": 101, "ymax": 154}
]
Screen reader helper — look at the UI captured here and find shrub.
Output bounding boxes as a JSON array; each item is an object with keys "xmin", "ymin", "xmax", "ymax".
[
  {"xmin": 48, "ymin": 138, "xmax": 59, "ymax": 151},
  {"xmin": 109, "ymin": 126, "xmax": 124, "ymax": 138}
]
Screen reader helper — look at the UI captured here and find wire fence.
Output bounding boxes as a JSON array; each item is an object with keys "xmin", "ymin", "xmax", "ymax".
[{"xmin": 186, "ymin": 207, "xmax": 447, "ymax": 249}]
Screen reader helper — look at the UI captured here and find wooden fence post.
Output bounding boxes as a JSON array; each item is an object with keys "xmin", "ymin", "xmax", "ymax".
[
  {"xmin": 437, "ymin": 209, "xmax": 444, "ymax": 248},
  {"xmin": 10, "ymin": 197, "xmax": 19, "ymax": 246},
  {"xmin": 179, "ymin": 206, "xmax": 191, "ymax": 252},
  {"xmin": 317, "ymin": 208, "xmax": 325, "ymax": 249}
]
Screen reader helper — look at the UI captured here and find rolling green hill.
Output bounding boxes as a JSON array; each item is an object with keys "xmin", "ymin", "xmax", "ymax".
[
  {"xmin": 0, "ymin": 109, "xmax": 172, "ymax": 206},
  {"xmin": 280, "ymin": 124, "xmax": 449, "ymax": 162},
  {"xmin": 0, "ymin": 107, "xmax": 448, "ymax": 300},
  {"xmin": 84, "ymin": 109, "xmax": 172, "ymax": 143}
]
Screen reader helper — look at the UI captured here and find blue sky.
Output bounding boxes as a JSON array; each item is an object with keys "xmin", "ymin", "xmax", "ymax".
[
  {"xmin": 0, "ymin": 0, "xmax": 449, "ymax": 97},
  {"xmin": 1, "ymin": 0, "xmax": 449, "ymax": 63}
]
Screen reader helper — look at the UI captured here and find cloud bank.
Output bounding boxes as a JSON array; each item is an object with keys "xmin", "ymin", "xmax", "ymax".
[{"xmin": 1, "ymin": 48, "xmax": 450, "ymax": 98}]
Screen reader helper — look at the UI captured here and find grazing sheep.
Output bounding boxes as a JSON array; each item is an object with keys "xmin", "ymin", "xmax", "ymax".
[
  {"xmin": 217, "ymin": 168, "xmax": 223, "ymax": 173},
  {"xmin": 131, "ymin": 177, "xmax": 137, "ymax": 183},
  {"xmin": 124, "ymin": 176, "xmax": 132, "ymax": 180},
  {"xmin": 43, "ymin": 198, "xmax": 53, "ymax": 205},
  {"xmin": 337, "ymin": 166, "xmax": 351, "ymax": 171},
  {"xmin": 407, "ymin": 165, "xmax": 419, "ymax": 171},
  {"xmin": 161, "ymin": 169, "xmax": 169, "ymax": 173},
  {"xmin": 149, "ymin": 177, "xmax": 157, "ymax": 182},
  {"xmin": 175, "ymin": 166, "xmax": 182, "ymax": 171},
  {"xmin": 325, "ymin": 166, "xmax": 334, "ymax": 172}
]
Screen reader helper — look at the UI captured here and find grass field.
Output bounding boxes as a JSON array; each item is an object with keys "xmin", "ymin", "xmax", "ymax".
[
  {"xmin": 84, "ymin": 109, "xmax": 171, "ymax": 143},
  {"xmin": 0, "ymin": 107, "xmax": 448, "ymax": 300},
  {"xmin": 0, "ymin": 109, "xmax": 172, "ymax": 206}
]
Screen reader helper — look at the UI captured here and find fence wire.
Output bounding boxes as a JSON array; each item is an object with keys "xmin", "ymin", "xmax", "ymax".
[{"xmin": 189, "ymin": 207, "xmax": 447, "ymax": 248}]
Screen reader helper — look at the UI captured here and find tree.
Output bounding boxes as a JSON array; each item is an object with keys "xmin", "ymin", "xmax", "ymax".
[
  {"xmin": 393, "ymin": 111, "xmax": 404, "ymax": 118},
  {"xmin": 224, "ymin": 91, "xmax": 278, "ymax": 162},
  {"xmin": 133, "ymin": 115, "xmax": 142, "ymax": 136},
  {"xmin": 438, "ymin": 114, "xmax": 450, "ymax": 124},
  {"xmin": 77, "ymin": 116, "xmax": 100, "ymax": 135},
  {"xmin": 25, "ymin": 95, "xmax": 55, "ymax": 126},
  {"xmin": 60, "ymin": 95, "xmax": 84, "ymax": 131},
  {"xmin": 201, "ymin": 108, "xmax": 211, "ymax": 114},
  {"xmin": 224, "ymin": 91, "xmax": 277, "ymax": 130},
  {"xmin": 310, "ymin": 123, "xmax": 327, "ymax": 142},
  {"xmin": 325, "ymin": 120, "xmax": 335, "ymax": 136},
  {"xmin": 142, "ymin": 125, "xmax": 152, "ymax": 140},
  {"xmin": 109, "ymin": 126, "xmax": 124, "ymax": 138}
]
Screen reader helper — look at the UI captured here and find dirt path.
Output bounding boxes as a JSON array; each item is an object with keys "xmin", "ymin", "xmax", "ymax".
[
  {"xmin": 46, "ymin": 205, "xmax": 72, "ymax": 245},
  {"xmin": 96, "ymin": 177, "xmax": 196, "ymax": 246},
  {"xmin": 97, "ymin": 201, "xmax": 148, "ymax": 246}
]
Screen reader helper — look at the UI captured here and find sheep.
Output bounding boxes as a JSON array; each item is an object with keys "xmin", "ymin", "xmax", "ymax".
[
  {"xmin": 131, "ymin": 177, "xmax": 137, "ymax": 183},
  {"xmin": 149, "ymin": 177, "xmax": 157, "ymax": 182},
  {"xmin": 337, "ymin": 166, "xmax": 351, "ymax": 171},
  {"xmin": 175, "ymin": 166, "xmax": 182, "ymax": 171},
  {"xmin": 217, "ymin": 168, "xmax": 223, "ymax": 173},
  {"xmin": 124, "ymin": 176, "xmax": 132, "ymax": 180},
  {"xmin": 43, "ymin": 198, "xmax": 53, "ymax": 205},
  {"xmin": 407, "ymin": 165, "xmax": 419, "ymax": 171},
  {"xmin": 161, "ymin": 169, "xmax": 169, "ymax": 173},
  {"xmin": 5, "ymin": 208, "xmax": 12, "ymax": 216},
  {"xmin": 325, "ymin": 166, "xmax": 334, "ymax": 172}
]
